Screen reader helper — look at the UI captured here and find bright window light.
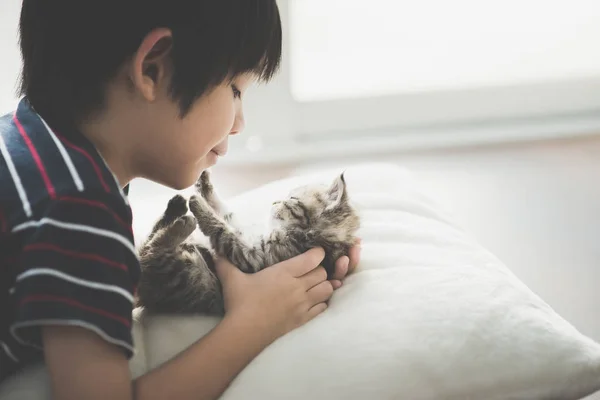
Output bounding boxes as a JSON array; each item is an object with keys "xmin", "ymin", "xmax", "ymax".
[{"xmin": 290, "ymin": 0, "xmax": 600, "ymax": 101}]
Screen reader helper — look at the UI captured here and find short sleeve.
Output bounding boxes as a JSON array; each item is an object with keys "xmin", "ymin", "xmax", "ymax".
[{"xmin": 10, "ymin": 191, "xmax": 140, "ymax": 358}]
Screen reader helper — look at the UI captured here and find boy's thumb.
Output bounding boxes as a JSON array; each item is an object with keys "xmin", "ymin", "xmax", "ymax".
[{"xmin": 215, "ymin": 257, "xmax": 240, "ymax": 281}]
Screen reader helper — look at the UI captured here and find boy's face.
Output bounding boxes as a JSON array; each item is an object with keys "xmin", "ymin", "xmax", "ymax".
[
  {"xmin": 110, "ymin": 28, "xmax": 257, "ymax": 190},
  {"xmin": 138, "ymin": 73, "xmax": 254, "ymax": 190}
]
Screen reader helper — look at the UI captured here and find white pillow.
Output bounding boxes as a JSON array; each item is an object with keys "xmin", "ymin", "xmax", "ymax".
[{"xmin": 1, "ymin": 163, "xmax": 599, "ymax": 400}]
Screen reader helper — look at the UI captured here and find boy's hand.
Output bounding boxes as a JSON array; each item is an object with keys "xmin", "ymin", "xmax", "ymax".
[
  {"xmin": 331, "ymin": 238, "xmax": 362, "ymax": 288},
  {"xmin": 41, "ymin": 245, "xmax": 362, "ymax": 400},
  {"xmin": 216, "ymin": 248, "xmax": 334, "ymax": 343}
]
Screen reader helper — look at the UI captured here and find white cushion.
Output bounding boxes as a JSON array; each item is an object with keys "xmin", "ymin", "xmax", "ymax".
[{"xmin": 1, "ymin": 163, "xmax": 599, "ymax": 399}]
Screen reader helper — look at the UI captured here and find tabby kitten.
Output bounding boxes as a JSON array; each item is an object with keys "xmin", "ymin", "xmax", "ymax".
[{"xmin": 136, "ymin": 171, "xmax": 360, "ymax": 315}]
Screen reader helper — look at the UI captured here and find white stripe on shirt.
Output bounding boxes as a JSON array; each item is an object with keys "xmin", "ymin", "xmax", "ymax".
[
  {"xmin": 0, "ymin": 133, "xmax": 32, "ymax": 217},
  {"xmin": 16, "ymin": 268, "xmax": 134, "ymax": 303},
  {"xmin": 38, "ymin": 116, "xmax": 84, "ymax": 192},
  {"xmin": 12, "ymin": 218, "xmax": 136, "ymax": 256},
  {"xmin": 10, "ymin": 319, "xmax": 135, "ymax": 355},
  {"xmin": 0, "ymin": 341, "xmax": 19, "ymax": 363}
]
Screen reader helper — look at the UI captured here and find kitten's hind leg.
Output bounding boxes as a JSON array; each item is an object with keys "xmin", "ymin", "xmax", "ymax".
[
  {"xmin": 195, "ymin": 170, "xmax": 236, "ymax": 224},
  {"xmin": 146, "ymin": 194, "xmax": 189, "ymax": 242},
  {"xmin": 189, "ymin": 194, "xmax": 263, "ymax": 273}
]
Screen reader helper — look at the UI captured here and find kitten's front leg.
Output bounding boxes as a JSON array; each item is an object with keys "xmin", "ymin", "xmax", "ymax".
[
  {"xmin": 261, "ymin": 229, "xmax": 307, "ymax": 268},
  {"xmin": 188, "ymin": 193, "xmax": 226, "ymax": 236},
  {"xmin": 139, "ymin": 195, "xmax": 190, "ymax": 260},
  {"xmin": 146, "ymin": 195, "xmax": 188, "ymax": 240},
  {"xmin": 195, "ymin": 170, "xmax": 236, "ymax": 224},
  {"xmin": 189, "ymin": 194, "xmax": 263, "ymax": 273},
  {"xmin": 143, "ymin": 215, "xmax": 197, "ymax": 251}
]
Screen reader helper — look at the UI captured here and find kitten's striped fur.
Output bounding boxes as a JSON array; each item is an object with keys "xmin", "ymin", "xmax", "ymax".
[{"xmin": 136, "ymin": 171, "xmax": 360, "ymax": 315}]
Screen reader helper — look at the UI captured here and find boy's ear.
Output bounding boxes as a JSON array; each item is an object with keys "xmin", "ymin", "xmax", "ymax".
[{"xmin": 130, "ymin": 28, "xmax": 173, "ymax": 102}]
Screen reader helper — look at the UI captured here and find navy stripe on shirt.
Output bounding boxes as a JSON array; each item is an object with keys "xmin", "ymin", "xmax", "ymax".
[{"xmin": 0, "ymin": 98, "xmax": 139, "ymax": 382}]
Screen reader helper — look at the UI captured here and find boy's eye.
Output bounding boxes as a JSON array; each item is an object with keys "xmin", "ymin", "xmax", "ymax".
[{"xmin": 232, "ymin": 85, "xmax": 242, "ymax": 99}]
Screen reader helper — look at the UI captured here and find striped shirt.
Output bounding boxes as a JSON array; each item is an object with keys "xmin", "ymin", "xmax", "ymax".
[{"xmin": 0, "ymin": 98, "xmax": 140, "ymax": 381}]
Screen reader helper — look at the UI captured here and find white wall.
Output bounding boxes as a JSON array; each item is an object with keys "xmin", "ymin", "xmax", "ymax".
[{"xmin": 0, "ymin": 0, "xmax": 21, "ymax": 114}]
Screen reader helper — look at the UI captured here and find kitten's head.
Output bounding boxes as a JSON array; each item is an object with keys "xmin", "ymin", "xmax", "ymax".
[{"xmin": 270, "ymin": 173, "xmax": 360, "ymax": 242}]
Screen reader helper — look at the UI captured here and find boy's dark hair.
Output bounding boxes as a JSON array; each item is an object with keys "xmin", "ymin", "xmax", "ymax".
[{"xmin": 18, "ymin": 0, "xmax": 282, "ymax": 131}]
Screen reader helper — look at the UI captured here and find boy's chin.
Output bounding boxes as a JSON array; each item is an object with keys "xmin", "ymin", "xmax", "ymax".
[
  {"xmin": 145, "ymin": 167, "xmax": 203, "ymax": 191},
  {"xmin": 141, "ymin": 157, "xmax": 212, "ymax": 190}
]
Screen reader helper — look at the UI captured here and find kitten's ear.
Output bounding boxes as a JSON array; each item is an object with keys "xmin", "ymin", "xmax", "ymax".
[{"xmin": 326, "ymin": 173, "xmax": 347, "ymax": 209}]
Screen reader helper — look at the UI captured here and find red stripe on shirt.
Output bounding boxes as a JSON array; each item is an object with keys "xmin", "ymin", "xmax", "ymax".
[
  {"xmin": 23, "ymin": 243, "xmax": 129, "ymax": 272},
  {"xmin": 53, "ymin": 133, "xmax": 111, "ymax": 192},
  {"xmin": 20, "ymin": 294, "xmax": 130, "ymax": 327},
  {"xmin": 12, "ymin": 114, "xmax": 57, "ymax": 199},
  {"xmin": 57, "ymin": 196, "xmax": 132, "ymax": 233}
]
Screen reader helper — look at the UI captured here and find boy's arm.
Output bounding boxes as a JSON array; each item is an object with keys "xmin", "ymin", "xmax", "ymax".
[
  {"xmin": 43, "ymin": 326, "xmax": 133, "ymax": 400},
  {"xmin": 43, "ymin": 314, "xmax": 267, "ymax": 400},
  {"xmin": 44, "ymin": 249, "xmax": 339, "ymax": 400}
]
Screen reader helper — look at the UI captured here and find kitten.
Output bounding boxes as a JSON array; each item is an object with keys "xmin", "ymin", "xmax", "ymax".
[{"xmin": 136, "ymin": 171, "xmax": 360, "ymax": 315}]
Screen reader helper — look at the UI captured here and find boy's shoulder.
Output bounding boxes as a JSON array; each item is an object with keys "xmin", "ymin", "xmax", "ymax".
[{"xmin": 0, "ymin": 98, "xmax": 129, "ymax": 223}]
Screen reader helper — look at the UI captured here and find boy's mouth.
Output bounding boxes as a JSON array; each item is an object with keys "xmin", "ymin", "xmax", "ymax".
[
  {"xmin": 210, "ymin": 149, "xmax": 226, "ymax": 159},
  {"xmin": 211, "ymin": 143, "xmax": 228, "ymax": 157}
]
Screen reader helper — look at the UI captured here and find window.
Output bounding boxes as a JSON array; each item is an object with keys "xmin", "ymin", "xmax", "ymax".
[
  {"xmin": 290, "ymin": 0, "xmax": 600, "ymax": 102},
  {"xmin": 225, "ymin": 0, "xmax": 600, "ymax": 165}
]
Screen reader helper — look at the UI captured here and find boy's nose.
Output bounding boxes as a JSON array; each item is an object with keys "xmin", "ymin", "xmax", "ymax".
[{"xmin": 230, "ymin": 111, "xmax": 245, "ymax": 136}]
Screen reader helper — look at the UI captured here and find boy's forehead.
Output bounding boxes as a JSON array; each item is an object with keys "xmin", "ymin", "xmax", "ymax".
[{"xmin": 236, "ymin": 73, "xmax": 258, "ymax": 85}]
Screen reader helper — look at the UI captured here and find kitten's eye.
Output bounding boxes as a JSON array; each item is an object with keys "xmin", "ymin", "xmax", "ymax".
[
  {"xmin": 231, "ymin": 85, "xmax": 242, "ymax": 99},
  {"xmin": 290, "ymin": 197, "xmax": 299, "ymax": 201}
]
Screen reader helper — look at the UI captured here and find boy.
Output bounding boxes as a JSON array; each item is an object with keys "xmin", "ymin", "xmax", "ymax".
[{"xmin": 0, "ymin": 1, "xmax": 360, "ymax": 399}]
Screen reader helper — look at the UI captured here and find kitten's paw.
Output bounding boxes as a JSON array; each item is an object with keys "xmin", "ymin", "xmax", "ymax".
[
  {"xmin": 195, "ymin": 170, "xmax": 214, "ymax": 199},
  {"xmin": 166, "ymin": 194, "xmax": 188, "ymax": 217},
  {"xmin": 188, "ymin": 194, "xmax": 210, "ymax": 217},
  {"xmin": 172, "ymin": 215, "xmax": 197, "ymax": 238}
]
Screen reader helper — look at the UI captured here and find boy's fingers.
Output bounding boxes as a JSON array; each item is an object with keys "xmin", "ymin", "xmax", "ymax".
[
  {"xmin": 333, "ymin": 256, "xmax": 349, "ymax": 281},
  {"xmin": 306, "ymin": 302, "xmax": 328, "ymax": 322},
  {"xmin": 307, "ymin": 280, "xmax": 334, "ymax": 306},
  {"xmin": 279, "ymin": 247, "xmax": 325, "ymax": 277},
  {"xmin": 300, "ymin": 266, "xmax": 328, "ymax": 290},
  {"xmin": 348, "ymin": 241, "xmax": 362, "ymax": 273},
  {"xmin": 330, "ymin": 279, "xmax": 343, "ymax": 290}
]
